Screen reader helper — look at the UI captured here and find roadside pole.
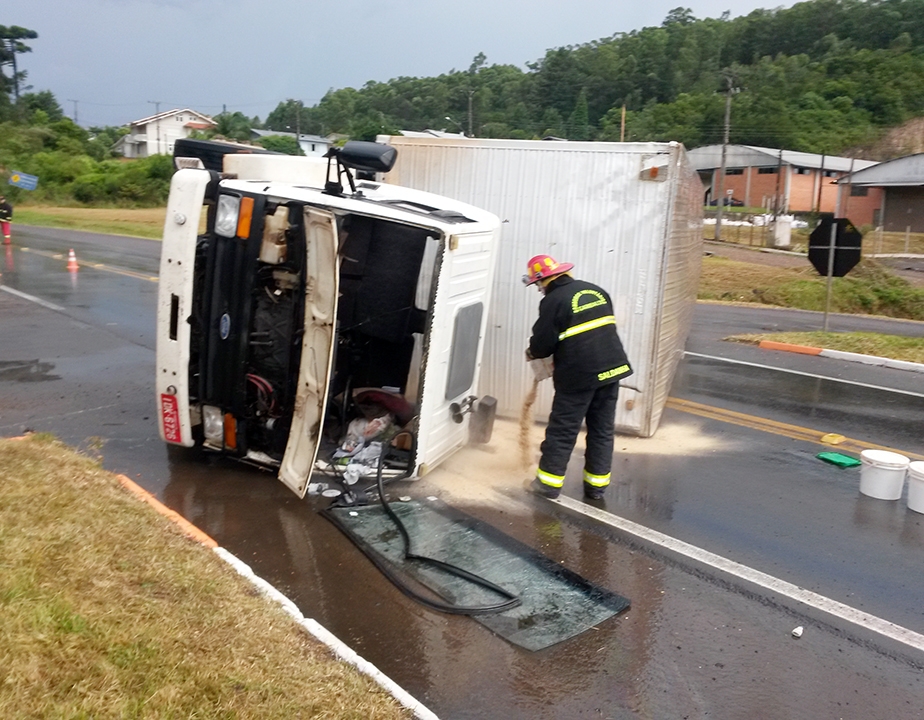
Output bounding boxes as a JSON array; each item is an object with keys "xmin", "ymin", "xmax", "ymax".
[
  {"xmin": 824, "ymin": 158, "xmax": 855, "ymax": 331},
  {"xmin": 810, "ymin": 217, "xmax": 862, "ymax": 323},
  {"xmin": 823, "ymin": 221, "xmax": 837, "ymax": 331},
  {"xmin": 714, "ymin": 72, "xmax": 735, "ymax": 243}
]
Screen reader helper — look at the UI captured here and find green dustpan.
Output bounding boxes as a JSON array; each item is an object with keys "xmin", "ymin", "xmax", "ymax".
[{"xmin": 817, "ymin": 451, "xmax": 861, "ymax": 468}]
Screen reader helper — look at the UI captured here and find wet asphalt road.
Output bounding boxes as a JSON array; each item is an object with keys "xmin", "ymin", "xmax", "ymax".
[{"xmin": 3, "ymin": 227, "xmax": 924, "ymax": 719}]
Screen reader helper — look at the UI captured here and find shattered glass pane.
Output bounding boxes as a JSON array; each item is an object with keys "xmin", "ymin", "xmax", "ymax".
[{"xmin": 325, "ymin": 499, "xmax": 630, "ymax": 651}]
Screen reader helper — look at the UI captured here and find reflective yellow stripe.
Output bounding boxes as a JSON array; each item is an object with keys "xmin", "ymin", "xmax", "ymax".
[
  {"xmin": 536, "ymin": 468, "xmax": 565, "ymax": 488},
  {"xmin": 558, "ymin": 314, "xmax": 615, "ymax": 341},
  {"xmin": 583, "ymin": 470, "xmax": 610, "ymax": 487},
  {"xmin": 598, "ymin": 364, "xmax": 630, "ymax": 382}
]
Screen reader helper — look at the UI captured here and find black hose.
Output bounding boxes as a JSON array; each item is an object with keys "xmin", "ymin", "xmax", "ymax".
[{"xmin": 323, "ymin": 433, "xmax": 521, "ymax": 616}]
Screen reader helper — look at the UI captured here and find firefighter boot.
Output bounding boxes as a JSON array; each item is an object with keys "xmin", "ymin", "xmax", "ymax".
[
  {"xmin": 532, "ymin": 478, "xmax": 561, "ymax": 499},
  {"xmin": 583, "ymin": 482, "xmax": 606, "ymax": 501}
]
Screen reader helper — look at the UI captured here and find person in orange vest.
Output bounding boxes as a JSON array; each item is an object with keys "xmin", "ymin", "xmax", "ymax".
[
  {"xmin": 523, "ymin": 254, "xmax": 632, "ymax": 501},
  {"xmin": 0, "ymin": 195, "xmax": 12, "ymax": 244}
]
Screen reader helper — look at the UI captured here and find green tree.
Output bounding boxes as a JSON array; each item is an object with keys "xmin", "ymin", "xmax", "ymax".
[
  {"xmin": 208, "ymin": 111, "xmax": 252, "ymax": 142},
  {"xmin": 254, "ymin": 134, "xmax": 303, "ymax": 155},
  {"xmin": 19, "ymin": 90, "xmax": 63, "ymax": 123},
  {"xmin": 264, "ymin": 99, "xmax": 307, "ymax": 133},
  {"xmin": 85, "ymin": 126, "xmax": 127, "ymax": 161},
  {"xmin": 349, "ymin": 111, "xmax": 401, "ymax": 141},
  {"xmin": 539, "ymin": 107, "xmax": 565, "ymax": 138},
  {"xmin": 0, "ymin": 25, "xmax": 38, "ymax": 101},
  {"xmin": 567, "ymin": 88, "xmax": 590, "ymax": 140},
  {"xmin": 530, "ymin": 48, "xmax": 588, "ymax": 119},
  {"xmin": 662, "ymin": 7, "xmax": 697, "ymax": 27}
]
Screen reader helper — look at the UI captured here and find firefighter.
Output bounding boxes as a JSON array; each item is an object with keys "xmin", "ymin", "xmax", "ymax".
[
  {"xmin": 524, "ymin": 254, "xmax": 632, "ymax": 500},
  {"xmin": 0, "ymin": 195, "xmax": 11, "ymax": 244}
]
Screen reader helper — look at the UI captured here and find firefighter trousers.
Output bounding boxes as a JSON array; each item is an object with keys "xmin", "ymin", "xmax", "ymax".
[{"xmin": 536, "ymin": 382, "xmax": 619, "ymax": 490}]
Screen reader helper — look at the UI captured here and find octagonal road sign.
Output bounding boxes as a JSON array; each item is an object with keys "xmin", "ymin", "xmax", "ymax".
[{"xmin": 808, "ymin": 216, "xmax": 862, "ymax": 277}]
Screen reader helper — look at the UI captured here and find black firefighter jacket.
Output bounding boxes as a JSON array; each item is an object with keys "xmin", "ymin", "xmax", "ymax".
[{"xmin": 528, "ymin": 275, "xmax": 632, "ymax": 392}]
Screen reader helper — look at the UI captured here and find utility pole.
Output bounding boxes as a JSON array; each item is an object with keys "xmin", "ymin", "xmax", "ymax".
[
  {"xmin": 147, "ymin": 100, "xmax": 162, "ymax": 155},
  {"xmin": 714, "ymin": 72, "xmax": 735, "ymax": 243},
  {"xmin": 774, "ymin": 148, "xmax": 784, "ymax": 215},
  {"xmin": 767, "ymin": 148, "xmax": 784, "ymax": 247},
  {"xmin": 467, "ymin": 89, "xmax": 474, "ymax": 138},
  {"xmin": 620, "ymin": 104, "xmax": 626, "ymax": 142},
  {"xmin": 296, "ymin": 100, "xmax": 302, "ymax": 144},
  {"xmin": 67, "ymin": 98, "xmax": 78, "ymax": 125}
]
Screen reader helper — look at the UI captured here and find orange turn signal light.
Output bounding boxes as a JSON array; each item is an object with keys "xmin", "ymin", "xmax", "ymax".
[
  {"xmin": 223, "ymin": 413, "xmax": 238, "ymax": 450},
  {"xmin": 236, "ymin": 196, "xmax": 254, "ymax": 238}
]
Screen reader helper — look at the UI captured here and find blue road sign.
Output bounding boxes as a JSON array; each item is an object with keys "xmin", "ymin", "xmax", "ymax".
[{"xmin": 8, "ymin": 172, "xmax": 39, "ymax": 191}]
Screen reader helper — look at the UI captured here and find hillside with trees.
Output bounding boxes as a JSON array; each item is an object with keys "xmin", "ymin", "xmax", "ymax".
[
  {"xmin": 267, "ymin": 0, "xmax": 924, "ymax": 158},
  {"xmin": 3, "ymin": 0, "xmax": 924, "ymax": 208}
]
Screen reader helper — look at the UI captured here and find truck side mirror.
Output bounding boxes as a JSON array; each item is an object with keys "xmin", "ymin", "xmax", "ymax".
[
  {"xmin": 337, "ymin": 141, "xmax": 398, "ymax": 173},
  {"xmin": 324, "ymin": 142, "xmax": 398, "ymax": 197}
]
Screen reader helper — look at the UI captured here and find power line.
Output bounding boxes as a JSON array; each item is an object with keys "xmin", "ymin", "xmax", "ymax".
[{"xmin": 70, "ymin": 98, "xmax": 321, "ymax": 110}]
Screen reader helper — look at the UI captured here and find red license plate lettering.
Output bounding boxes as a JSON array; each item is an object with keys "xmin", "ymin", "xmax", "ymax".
[{"xmin": 161, "ymin": 394, "xmax": 182, "ymax": 443}]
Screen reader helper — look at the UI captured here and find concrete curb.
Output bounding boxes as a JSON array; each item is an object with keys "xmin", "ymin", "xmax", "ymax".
[
  {"xmin": 758, "ymin": 340, "xmax": 924, "ymax": 374},
  {"xmin": 115, "ymin": 473, "xmax": 440, "ymax": 720}
]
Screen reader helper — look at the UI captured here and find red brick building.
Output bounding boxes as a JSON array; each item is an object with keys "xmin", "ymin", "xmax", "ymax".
[{"xmin": 687, "ymin": 145, "xmax": 883, "ymax": 227}]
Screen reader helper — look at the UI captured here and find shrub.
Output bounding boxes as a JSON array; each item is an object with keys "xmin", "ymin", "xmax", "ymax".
[
  {"xmin": 255, "ymin": 135, "xmax": 303, "ymax": 155},
  {"xmin": 29, "ymin": 151, "xmax": 97, "ymax": 185},
  {"xmin": 71, "ymin": 174, "xmax": 112, "ymax": 204}
]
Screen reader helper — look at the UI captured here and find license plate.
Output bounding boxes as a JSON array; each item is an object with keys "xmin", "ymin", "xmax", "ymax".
[{"xmin": 161, "ymin": 394, "xmax": 182, "ymax": 443}]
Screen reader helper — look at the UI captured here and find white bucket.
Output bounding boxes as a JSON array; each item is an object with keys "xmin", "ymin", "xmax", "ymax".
[
  {"xmin": 859, "ymin": 449, "xmax": 909, "ymax": 500},
  {"xmin": 908, "ymin": 462, "xmax": 924, "ymax": 514}
]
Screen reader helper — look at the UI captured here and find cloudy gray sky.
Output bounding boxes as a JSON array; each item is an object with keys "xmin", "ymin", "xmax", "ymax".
[{"xmin": 6, "ymin": 0, "xmax": 794, "ymax": 128}]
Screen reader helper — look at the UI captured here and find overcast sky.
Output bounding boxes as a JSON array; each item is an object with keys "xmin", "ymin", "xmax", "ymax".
[{"xmin": 6, "ymin": 0, "xmax": 795, "ymax": 128}]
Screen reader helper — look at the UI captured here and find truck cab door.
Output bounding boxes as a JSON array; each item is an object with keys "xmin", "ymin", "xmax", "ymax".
[
  {"xmin": 278, "ymin": 208, "xmax": 339, "ymax": 497},
  {"xmin": 415, "ymin": 231, "xmax": 496, "ymax": 471}
]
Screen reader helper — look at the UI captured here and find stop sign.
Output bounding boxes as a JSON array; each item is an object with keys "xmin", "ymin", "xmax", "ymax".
[{"xmin": 808, "ymin": 217, "xmax": 862, "ymax": 277}]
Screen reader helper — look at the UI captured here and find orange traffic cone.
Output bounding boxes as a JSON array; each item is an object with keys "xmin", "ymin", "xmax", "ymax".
[{"xmin": 67, "ymin": 248, "xmax": 79, "ymax": 272}]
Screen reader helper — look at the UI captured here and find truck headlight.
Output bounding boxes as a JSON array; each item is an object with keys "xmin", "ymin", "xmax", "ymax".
[
  {"xmin": 202, "ymin": 405, "xmax": 224, "ymax": 443},
  {"xmin": 215, "ymin": 195, "xmax": 241, "ymax": 238}
]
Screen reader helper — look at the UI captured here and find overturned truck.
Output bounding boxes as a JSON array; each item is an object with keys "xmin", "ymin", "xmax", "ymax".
[{"xmin": 156, "ymin": 139, "xmax": 500, "ymax": 497}]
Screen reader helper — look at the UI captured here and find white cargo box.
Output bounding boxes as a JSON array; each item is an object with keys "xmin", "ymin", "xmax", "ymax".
[{"xmin": 378, "ymin": 137, "xmax": 704, "ymax": 437}]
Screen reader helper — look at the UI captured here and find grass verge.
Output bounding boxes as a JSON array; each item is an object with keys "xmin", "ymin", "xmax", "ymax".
[
  {"xmin": 699, "ymin": 257, "xmax": 924, "ymax": 321},
  {"xmin": 14, "ymin": 206, "xmax": 167, "ymax": 240},
  {"xmin": 0, "ymin": 434, "xmax": 411, "ymax": 719},
  {"xmin": 725, "ymin": 331, "xmax": 924, "ymax": 363}
]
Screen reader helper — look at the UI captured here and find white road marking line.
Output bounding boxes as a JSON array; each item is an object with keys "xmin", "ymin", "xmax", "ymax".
[
  {"xmin": 555, "ymin": 494, "xmax": 924, "ymax": 655},
  {"xmin": 0, "ymin": 404, "xmax": 122, "ymax": 432},
  {"xmin": 685, "ymin": 351, "xmax": 924, "ymax": 399},
  {"xmin": 0, "ymin": 284, "xmax": 66, "ymax": 313},
  {"xmin": 820, "ymin": 348, "xmax": 924, "ymax": 374},
  {"xmin": 19, "ymin": 246, "xmax": 158, "ymax": 282}
]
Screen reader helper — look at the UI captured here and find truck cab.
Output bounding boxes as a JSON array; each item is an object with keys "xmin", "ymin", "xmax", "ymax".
[{"xmin": 156, "ymin": 140, "xmax": 500, "ymax": 497}]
